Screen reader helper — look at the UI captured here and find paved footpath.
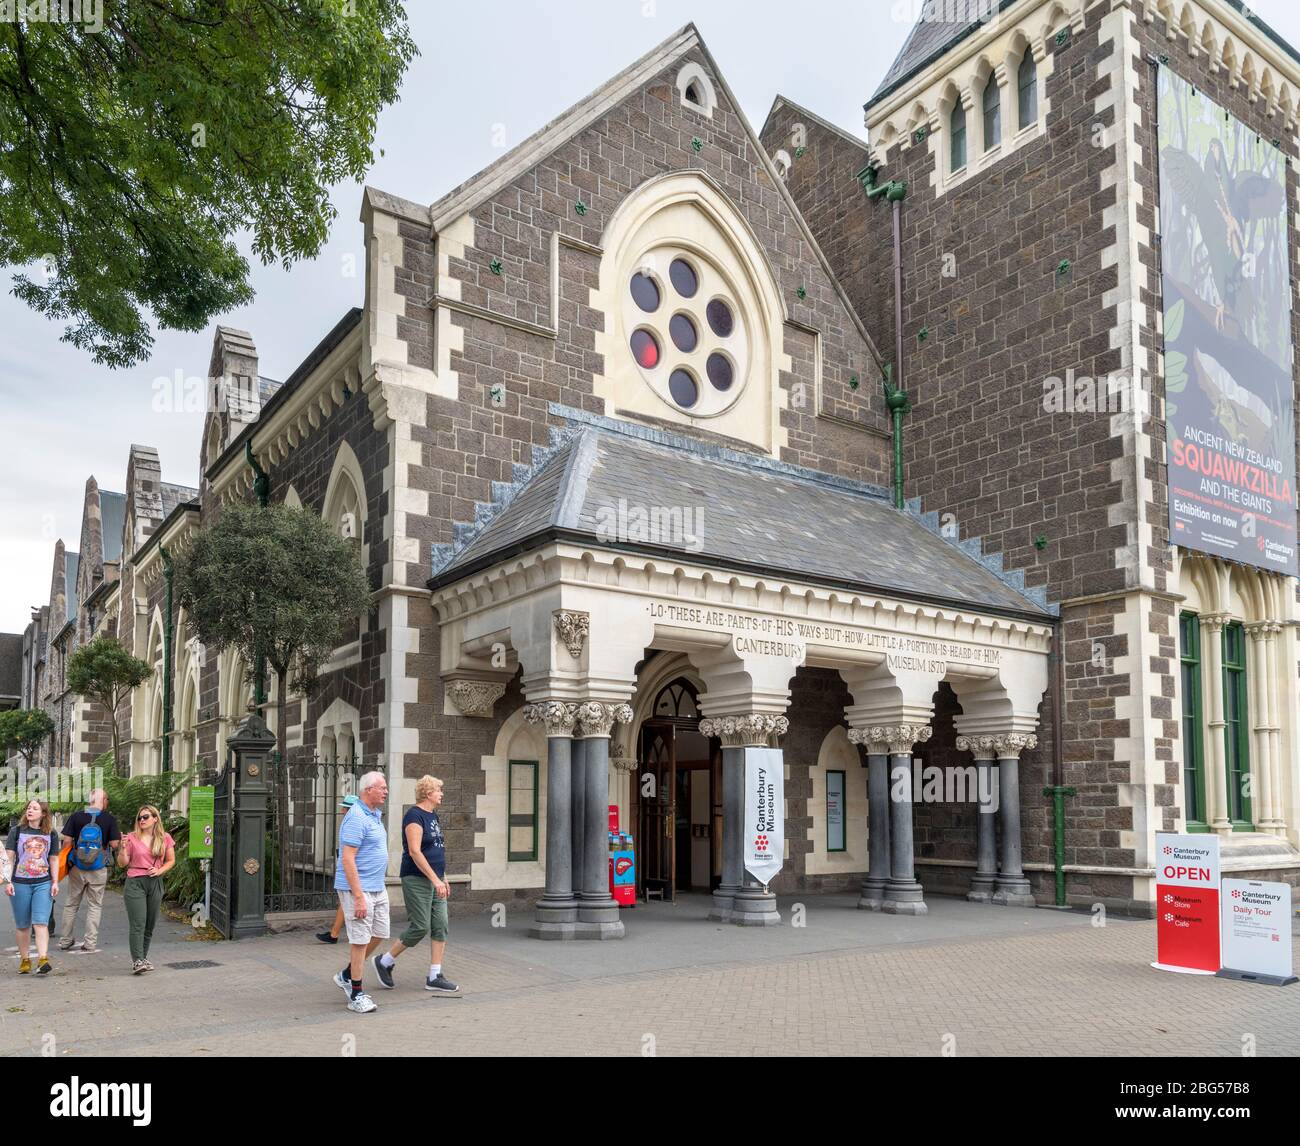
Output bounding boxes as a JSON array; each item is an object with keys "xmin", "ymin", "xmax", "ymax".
[{"xmin": 3, "ymin": 890, "xmax": 1298, "ymax": 1057}]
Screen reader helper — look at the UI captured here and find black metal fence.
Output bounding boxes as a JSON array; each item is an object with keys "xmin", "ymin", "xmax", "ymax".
[
  {"xmin": 209, "ymin": 765, "xmax": 233, "ymax": 937},
  {"xmin": 263, "ymin": 754, "xmax": 384, "ymax": 915}
]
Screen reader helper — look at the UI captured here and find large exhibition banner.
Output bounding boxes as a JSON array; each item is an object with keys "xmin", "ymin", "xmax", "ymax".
[{"xmin": 1159, "ymin": 68, "xmax": 1298, "ymax": 577}]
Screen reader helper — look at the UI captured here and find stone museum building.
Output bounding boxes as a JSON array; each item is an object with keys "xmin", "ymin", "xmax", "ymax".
[{"xmin": 10, "ymin": 0, "xmax": 1300, "ymax": 928}]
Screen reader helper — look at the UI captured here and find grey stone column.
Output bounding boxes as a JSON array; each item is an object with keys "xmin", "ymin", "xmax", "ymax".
[
  {"xmin": 708, "ymin": 744, "xmax": 744, "ymax": 922},
  {"xmin": 881, "ymin": 724, "xmax": 932, "ymax": 916},
  {"xmin": 848, "ymin": 728, "xmax": 890, "ymax": 911},
  {"xmin": 526, "ymin": 702, "xmax": 578, "ymax": 939},
  {"xmin": 991, "ymin": 734, "xmax": 1037, "ymax": 908},
  {"xmin": 570, "ymin": 736, "xmax": 587, "ymax": 885},
  {"xmin": 574, "ymin": 701, "xmax": 632, "ymax": 940},
  {"xmin": 956, "ymin": 735, "xmax": 999, "ymax": 903},
  {"xmin": 700, "ymin": 714, "xmax": 790, "ymax": 928}
]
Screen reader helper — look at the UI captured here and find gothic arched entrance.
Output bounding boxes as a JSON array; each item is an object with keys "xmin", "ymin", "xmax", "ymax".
[{"xmin": 635, "ymin": 677, "xmax": 721, "ymax": 901}]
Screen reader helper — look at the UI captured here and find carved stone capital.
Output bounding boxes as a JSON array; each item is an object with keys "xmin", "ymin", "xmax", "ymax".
[
  {"xmin": 574, "ymin": 701, "xmax": 634, "ymax": 739},
  {"xmin": 1245, "ymin": 620, "xmax": 1283, "ymax": 640},
  {"xmin": 992, "ymin": 733, "xmax": 1038, "ymax": 760},
  {"xmin": 445, "ymin": 678, "xmax": 507, "ymax": 718},
  {"xmin": 610, "ymin": 743, "xmax": 637, "ymax": 773},
  {"xmin": 955, "ymin": 734, "xmax": 998, "ymax": 761},
  {"xmin": 847, "ymin": 724, "xmax": 932, "ymax": 755},
  {"xmin": 698, "ymin": 714, "xmax": 789, "ymax": 747},
  {"xmin": 553, "ymin": 611, "xmax": 590, "ymax": 659},
  {"xmin": 1200, "ymin": 612, "xmax": 1232, "ymax": 634},
  {"xmin": 523, "ymin": 701, "xmax": 578, "ymax": 738}
]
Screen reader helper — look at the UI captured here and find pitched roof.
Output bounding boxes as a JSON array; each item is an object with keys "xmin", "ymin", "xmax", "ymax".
[
  {"xmin": 65, "ymin": 551, "xmax": 79, "ymax": 622},
  {"xmin": 100, "ymin": 490, "xmax": 126, "ymax": 563},
  {"xmin": 429, "ymin": 419, "xmax": 1052, "ymax": 619},
  {"xmin": 161, "ymin": 482, "xmax": 199, "ymax": 520},
  {"xmin": 868, "ymin": 4, "xmax": 997, "ymax": 109},
  {"xmin": 0, "ymin": 633, "xmax": 21, "ymax": 700}
]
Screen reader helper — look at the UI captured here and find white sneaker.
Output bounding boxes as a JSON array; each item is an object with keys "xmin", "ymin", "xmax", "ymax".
[
  {"xmin": 347, "ymin": 992, "xmax": 377, "ymax": 1014},
  {"xmin": 333, "ymin": 970, "xmax": 352, "ymax": 995}
]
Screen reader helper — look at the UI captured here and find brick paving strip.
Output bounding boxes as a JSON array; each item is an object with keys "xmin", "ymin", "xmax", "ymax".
[{"xmin": 3, "ymin": 892, "xmax": 1297, "ymax": 1057}]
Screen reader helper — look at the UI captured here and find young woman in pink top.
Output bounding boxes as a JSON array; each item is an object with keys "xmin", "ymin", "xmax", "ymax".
[{"xmin": 116, "ymin": 805, "xmax": 175, "ymax": 974}]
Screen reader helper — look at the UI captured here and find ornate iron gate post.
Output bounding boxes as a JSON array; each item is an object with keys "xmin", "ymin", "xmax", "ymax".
[{"xmin": 226, "ymin": 710, "xmax": 275, "ymax": 940}]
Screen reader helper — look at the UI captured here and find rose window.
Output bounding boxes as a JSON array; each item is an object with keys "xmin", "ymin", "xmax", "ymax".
[{"xmin": 624, "ymin": 249, "xmax": 748, "ymax": 416}]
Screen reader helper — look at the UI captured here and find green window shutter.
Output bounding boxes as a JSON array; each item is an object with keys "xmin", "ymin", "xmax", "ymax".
[
  {"xmin": 1178, "ymin": 612, "xmax": 1207, "ymax": 830},
  {"xmin": 508, "ymin": 760, "xmax": 539, "ymax": 861},
  {"xmin": 1221, "ymin": 623, "xmax": 1253, "ymax": 829}
]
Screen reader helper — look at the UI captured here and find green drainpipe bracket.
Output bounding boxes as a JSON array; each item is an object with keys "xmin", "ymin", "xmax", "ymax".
[
  {"xmin": 160, "ymin": 546, "xmax": 175, "ymax": 777},
  {"xmin": 917, "ymin": 326, "xmax": 929, "ymax": 343},
  {"xmin": 865, "ymin": 177, "xmax": 908, "ymax": 202},
  {"xmin": 1043, "ymin": 786, "xmax": 1078, "ymax": 908}
]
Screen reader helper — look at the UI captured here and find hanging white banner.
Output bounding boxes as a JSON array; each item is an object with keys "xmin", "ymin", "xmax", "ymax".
[{"xmin": 743, "ymin": 747, "xmax": 784, "ymax": 886}]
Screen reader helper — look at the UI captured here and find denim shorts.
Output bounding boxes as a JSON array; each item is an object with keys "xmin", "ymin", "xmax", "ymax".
[{"xmin": 9, "ymin": 881, "xmax": 53, "ymax": 929}]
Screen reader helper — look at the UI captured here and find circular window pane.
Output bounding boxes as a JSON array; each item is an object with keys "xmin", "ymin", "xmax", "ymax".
[
  {"xmin": 669, "ymin": 259, "xmax": 698, "ymax": 298},
  {"xmin": 630, "ymin": 329, "xmax": 660, "ymax": 369},
  {"xmin": 630, "ymin": 273, "xmax": 660, "ymax": 313},
  {"xmin": 669, "ymin": 313, "xmax": 698, "ymax": 353},
  {"xmin": 669, "ymin": 369, "xmax": 699, "ymax": 409},
  {"xmin": 706, "ymin": 298, "xmax": 734, "ymax": 337},
  {"xmin": 706, "ymin": 353, "xmax": 734, "ymax": 392}
]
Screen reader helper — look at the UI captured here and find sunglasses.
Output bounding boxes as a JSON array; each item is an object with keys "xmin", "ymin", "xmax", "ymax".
[{"xmin": 137, "ymin": 814, "xmax": 154, "ymax": 822}]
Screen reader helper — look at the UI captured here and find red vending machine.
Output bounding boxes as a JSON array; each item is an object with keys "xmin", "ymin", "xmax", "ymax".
[{"xmin": 608, "ymin": 805, "xmax": 636, "ymax": 907}]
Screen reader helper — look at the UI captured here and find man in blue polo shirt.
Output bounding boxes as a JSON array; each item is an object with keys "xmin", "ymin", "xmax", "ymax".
[{"xmin": 332, "ymin": 771, "xmax": 389, "ymax": 1014}]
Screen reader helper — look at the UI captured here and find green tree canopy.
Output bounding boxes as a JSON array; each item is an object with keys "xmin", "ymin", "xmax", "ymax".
[
  {"xmin": 173, "ymin": 501, "xmax": 373, "ymax": 758},
  {"xmin": 67, "ymin": 635, "xmax": 152, "ymax": 775},
  {"xmin": 0, "ymin": 1, "xmax": 416, "ymax": 366},
  {"xmin": 0, "ymin": 707, "xmax": 55, "ymax": 764}
]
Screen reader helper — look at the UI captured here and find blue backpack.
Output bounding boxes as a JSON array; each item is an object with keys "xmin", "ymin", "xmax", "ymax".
[{"xmin": 74, "ymin": 810, "xmax": 106, "ymax": 872}]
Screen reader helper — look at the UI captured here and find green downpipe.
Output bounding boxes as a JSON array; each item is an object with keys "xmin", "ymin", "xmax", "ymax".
[
  {"xmin": 1043, "ymin": 785, "xmax": 1077, "ymax": 907},
  {"xmin": 883, "ymin": 364, "xmax": 910, "ymax": 510},
  {"xmin": 245, "ymin": 442, "xmax": 271, "ymax": 711},
  {"xmin": 160, "ymin": 546, "xmax": 175, "ymax": 775}
]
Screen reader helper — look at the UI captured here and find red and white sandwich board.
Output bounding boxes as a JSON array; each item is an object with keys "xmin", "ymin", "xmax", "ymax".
[{"xmin": 1152, "ymin": 833, "xmax": 1221, "ymax": 974}]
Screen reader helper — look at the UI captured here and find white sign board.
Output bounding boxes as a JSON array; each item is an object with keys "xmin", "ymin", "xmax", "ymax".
[
  {"xmin": 1220, "ymin": 879, "xmax": 1294, "ymax": 981},
  {"xmin": 743, "ymin": 747, "xmax": 783, "ymax": 886}
]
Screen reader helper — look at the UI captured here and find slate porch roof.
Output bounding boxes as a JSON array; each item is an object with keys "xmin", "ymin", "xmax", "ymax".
[{"xmin": 428, "ymin": 415, "xmax": 1053, "ymax": 621}]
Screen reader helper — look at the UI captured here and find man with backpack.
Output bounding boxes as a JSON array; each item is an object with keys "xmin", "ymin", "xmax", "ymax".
[{"xmin": 57, "ymin": 789, "xmax": 121, "ymax": 954}]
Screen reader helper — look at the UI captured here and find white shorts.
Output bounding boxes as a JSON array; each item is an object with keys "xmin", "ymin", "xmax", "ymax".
[{"xmin": 338, "ymin": 888, "xmax": 390, "ymax": 944}]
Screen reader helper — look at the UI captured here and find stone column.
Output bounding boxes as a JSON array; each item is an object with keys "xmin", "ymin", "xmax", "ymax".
[
  {"xmin": 956, "ymin": 735, "xmax": 999, "ymax": 903},
  {"xmin": 881, "ymin": 724, "xmax": 931, "ymax": 916},
  {"xmin": 1263, "ymin": 622, "xmax": 1286, "ymax": 834},
  {"xmin": 1246, "ymin": 623, "xmax": 1278, "ymax": 831},
  {"xmin": 1200, "ymin": 614, "xmax": 1232, "ymax": 835},
  {"xmin": 991, "ymin": 734, "xmax": 1037, "ymax": 907},
  {"xmin": 526, "ymin": 702, "xmax": 578, "ymax": 939},
  {"xmin": 847, "ymin": 727, "xmax": 891, "ymax": 911},
  {"xmin": 574, "ymin": 701, "xmax": 633, "ymax": 940},
  {"xmin": 699, "ymin": 714, "xmax": 789, "ymax": 927},
  {"xmin": 570, "ymin": 736, "xmax": 587, "ymax": 883}
]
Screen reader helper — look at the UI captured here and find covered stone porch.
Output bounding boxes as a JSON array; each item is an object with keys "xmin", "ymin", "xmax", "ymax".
[{"xmin": 426, "ymin": 420, "xmax": 1055, "ymax": 939}]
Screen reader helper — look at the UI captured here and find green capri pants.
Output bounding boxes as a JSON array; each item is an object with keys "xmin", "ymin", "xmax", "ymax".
[{"xmin": 399, "ymin": 875, "xmax": 449, "ymax": 947}]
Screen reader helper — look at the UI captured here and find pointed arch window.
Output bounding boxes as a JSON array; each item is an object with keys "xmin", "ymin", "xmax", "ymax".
[
  {"xmin": 982, "ymin": 76, "xmax": 1001, "ymax": 151},
  {"xmin": 1018, "ymin": 49, "xmax": 1038, "ymax": 129},
  {"xmin": 950, "ymin": 102, "xmax": 967, "ymax": 172}
]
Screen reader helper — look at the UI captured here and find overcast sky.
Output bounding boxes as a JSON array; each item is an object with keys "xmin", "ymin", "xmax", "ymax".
[{"xmin": 3, "ymin": 0, "xmax": 1300, "ymax": 635}]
